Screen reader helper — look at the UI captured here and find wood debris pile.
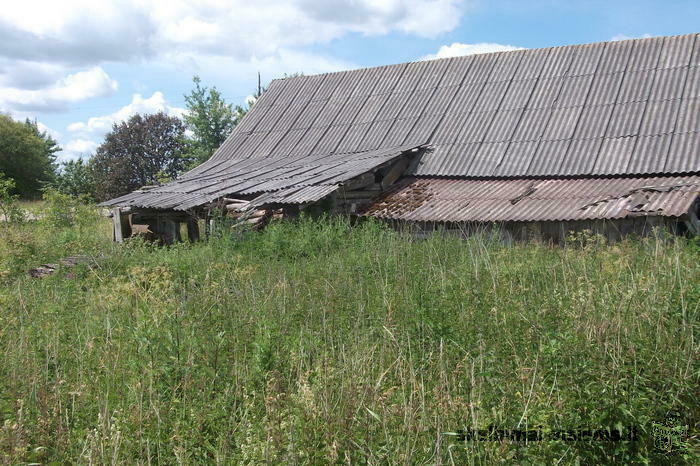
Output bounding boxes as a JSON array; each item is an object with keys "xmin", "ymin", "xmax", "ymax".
[
  {"xmin": 222, "ymin": 198, "xmax": 282, "ymax": 230},
  {"xmin": 29, "ymin": 255, "xmax": 93, "ymax": 279}
]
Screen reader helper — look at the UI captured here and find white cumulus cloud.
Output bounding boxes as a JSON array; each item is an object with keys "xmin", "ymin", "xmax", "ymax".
[
  {"xmin": 0, "ymin": 67, "xmax": 117, "ymax": 112},
  {"xmin": 422, "ymin": 42, "xmax": 525, "ymax": 60},
  {"xmin": 0, "ymin": 0, "xmax": 468, "ymax": 66},
  {"xmin": 0, "ymin": 1, "xmax": 467, "ymax": 118},
  {"xmin": 59, "ymin": 138, "xmax": 99, "ymax": 162},
  {"xmin": 67, "ymin": 91, "xmax": 185, "ymax": 137},
  {"xmin": 65, "ymin": 139, "xmax": 98, "ymax": 153}
]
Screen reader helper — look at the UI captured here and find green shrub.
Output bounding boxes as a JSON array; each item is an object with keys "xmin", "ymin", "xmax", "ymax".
[
  {"xmin": 40, "ymin": 189, "xmax": 97, "ymax": 229},
  {"xmin": 0, "ymin": 193, "xmax": 109, "ymax": 281},
  {"xmin": 0, "ymin": 174, "xmax": 25, "ymax": 223}
]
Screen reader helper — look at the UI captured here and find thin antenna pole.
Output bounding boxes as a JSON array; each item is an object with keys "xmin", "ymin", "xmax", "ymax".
[{"xmin": 257, "ymin": 72, "xmax": 261, "ymax": 97}]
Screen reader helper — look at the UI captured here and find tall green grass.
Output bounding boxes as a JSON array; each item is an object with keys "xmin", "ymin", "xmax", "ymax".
[{"xmin": 0, "ymin": 214, "xmax": 698, "ymax": 464}]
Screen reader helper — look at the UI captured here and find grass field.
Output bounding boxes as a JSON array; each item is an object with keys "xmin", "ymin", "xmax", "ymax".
[{"xmin": 0, "ymin": 203, "xmax": 698, "ymax": 464}]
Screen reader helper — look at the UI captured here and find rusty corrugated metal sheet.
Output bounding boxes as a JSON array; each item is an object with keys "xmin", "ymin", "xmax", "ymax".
[{"xmin": 362, "ymin": 176, "xmax": 700, "ymax": 223}]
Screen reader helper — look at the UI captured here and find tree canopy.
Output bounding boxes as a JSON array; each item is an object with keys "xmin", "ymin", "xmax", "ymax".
[
  {"xmin": 183, "ymin": 76, "xmax": 245, "ymax": 165},
  {"xmin": 91, "ymin": 113, "xmax": 188, "ymax": 201},
  {"xmin": 0, "ymin": 114, "xmax": 58, "ymax": 198},
  {"xmin": 51, "ymin": 159, "xmax": 96, "ymax": 200}
]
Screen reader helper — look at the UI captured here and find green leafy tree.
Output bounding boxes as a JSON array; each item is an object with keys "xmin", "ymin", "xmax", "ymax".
[
  {"xmin": 0, "ymin": 114, "xmax": 58, "ymax": 198},
  {"xmin": 183, "ymin": 76, "xmax": 244, "ymax": 165},
  {"xmin": 91, "ymin": 113, "xmax": 188, "ymax": 201},
  {"xmin": 51, "ymin": 159, "xmax": 96, "ymax": 200},
  {"xmin": 24, "ymin": 118, "xmax": 60, "ymax": 165}
]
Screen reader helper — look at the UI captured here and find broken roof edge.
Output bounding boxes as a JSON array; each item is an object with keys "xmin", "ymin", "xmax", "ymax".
[{"xmin": 100, "ymin": 144, "xmax": 426, "ymax": 212}]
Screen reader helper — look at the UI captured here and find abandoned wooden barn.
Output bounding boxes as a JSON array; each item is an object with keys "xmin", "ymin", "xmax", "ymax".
[{"xmin": 103, "ymin": 33, "xmax": 700, "ymax": 242}]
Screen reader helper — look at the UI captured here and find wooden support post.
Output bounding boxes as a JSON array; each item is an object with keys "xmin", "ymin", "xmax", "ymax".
[
  {"xmin": 111, "ymin": 208, "xmax": 122, "ymax": 242},
  {"xmin": 111, "ymin": 208, "xmax": 131, "ymax": 243},
  {"xmin": 186, "ymin": 217, "xmax": 200, "ymax": 242}
]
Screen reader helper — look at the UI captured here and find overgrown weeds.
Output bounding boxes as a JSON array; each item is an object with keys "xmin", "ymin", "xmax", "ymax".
[
  {"xmin": 0, "ymin": 193, "xmax": 110, "ymax": 282},
  {"xmin": 0, "ymin": 214, "xmax": 698, "ymax": 463},
  {"xmin": 0, "ymin": 174, "xmax": 25, "ymax": 224}
]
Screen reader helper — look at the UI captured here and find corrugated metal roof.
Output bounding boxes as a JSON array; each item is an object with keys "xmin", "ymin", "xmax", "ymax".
[
  {"xmin": 249, "ymin": 185, "xmax": 339, "ymax": 208},
  {"xmin": 362, "ymin": 176, "xmax": 700, "ymax": 223},
  {"xmin": 201, "ymin": 33, "xmax": 700, "ymax": 180},
  {"xmin": 102, "ymin": 144, "xmax": 423, "ymax": 211},
  {"xmin": 104, "ymin": 34, "xmax": 700, "ymax": 213}
]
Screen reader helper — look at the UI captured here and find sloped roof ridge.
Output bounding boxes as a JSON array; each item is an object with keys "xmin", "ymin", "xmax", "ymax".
[{"xmin": 269, "ymin": 33, "xmax": 698, "ymax": 86}]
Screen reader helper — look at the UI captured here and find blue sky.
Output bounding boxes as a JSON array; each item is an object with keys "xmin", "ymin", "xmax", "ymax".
[{"xmin": 0, "ymin": 0, "xmax": 697, "ymax": 162}]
